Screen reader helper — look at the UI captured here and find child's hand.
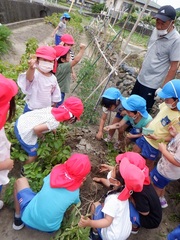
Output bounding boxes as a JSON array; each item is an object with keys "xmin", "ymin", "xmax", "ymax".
[
  {"xmin": 158, "ymin": 142, "xmax": 167, "ymax": 153},
  {"xmin": 145, "ymin": 134, "xmax": 158, "ymax": 140},
  {"xmin": 104, "ymin": 126, "xmax": 111, "ymax": 131},
  {"xmin": 96, "ymin": 131, "xmax": 103, "ymax": 140},
  {"xmin": 28, "ymin": 58, "xmax": 37, "ymax": 69},
  {"xmin": 78, "ymin": 215, "xmax": 91, "ymax": 227},
  {"xmin": 99, "ymin": 164, "xmax": 112, "ymax": 172},
  {"xmin": 79, "ymin": 43, "xmax": 86, "ymax": 49},
  {"xmin": 168, "ymin": 125, "xmax": 177, "ymax": 137},
  {"xmin": 2, "ymin": 158, "xmax": 14, "ymax": 171}
]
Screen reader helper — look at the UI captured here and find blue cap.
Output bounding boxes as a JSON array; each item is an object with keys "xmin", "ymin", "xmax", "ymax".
[
  {"xmin": 121, "ymin": 94, "xmax": 148, "ymax": 118},
  {"xmin": 63, "ymin": 12, "xmax": 71, "ymax": 19},
  {"xmin": 102, "ymin": 87, "xmax": 123, "ymax": 100},
  {"xmin": 158, "ymin": 79, "xmax": 180, "ymax": 110}
]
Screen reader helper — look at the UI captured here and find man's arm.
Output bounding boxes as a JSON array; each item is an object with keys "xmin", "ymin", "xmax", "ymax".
[{"xmin": 163, "ymin": 61, "xmax": 179, "ymax": 86}]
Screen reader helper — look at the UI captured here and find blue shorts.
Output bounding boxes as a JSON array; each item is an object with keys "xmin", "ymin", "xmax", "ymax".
[
  {"xmin": 135, "ymin": 136, "xmax": 159, "ymax": 161},
  {"xmin": 167, "ymin": 225, "xmax": 180, "ymax": 240},
  {"xmin": 0, "ymin": 185, "xmax": 2, "ymax": 192},
  {"xmin": 150, "ymin": 167, "xmax": 171, "ymax": 189},
  {"xmin": 56, "ymin": 92, "xmax": 65, "ymax": 107},
  {"xmin": 14, "ymin": 121, "xmax": 38, "ymax": 157},
  {"xmin": 115, "ymin": 112, "xmax": 123, "ymax": 119},
  {"xmin": 17, "ymin": 188, "xmax": 36, "ymax": 215},
  {"xmin": 93, "ymin": 204, "xmax": 104, "ymax": 238},
  {"xmin": 129, "ymin": 201, "xmax": 140, "ymax": 227},
  {"xmin": 23, "ymin": 104, "xmax": 32, "ymax": 113},
  {"xmin": 55, "ymin": 34, "xmax": 62, "ymax": 45}
]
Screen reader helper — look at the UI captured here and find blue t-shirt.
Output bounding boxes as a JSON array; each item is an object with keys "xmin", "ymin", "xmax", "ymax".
[
  {"xmin": 123, "ymin": 114, "xmax": 152, "ymax": 133},
  {"xmin": 22, "ymin": 174, "xmax": 80, "ymax": 232}
]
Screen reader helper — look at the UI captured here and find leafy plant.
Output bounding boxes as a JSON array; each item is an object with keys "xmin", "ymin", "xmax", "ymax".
[
  {"xmin": 91, "ymin": 3, "xmax": 106, "ymax": 13},
  {"xmin": 0, "ymin": 25, "xmax": 12, "ymax": 55}
]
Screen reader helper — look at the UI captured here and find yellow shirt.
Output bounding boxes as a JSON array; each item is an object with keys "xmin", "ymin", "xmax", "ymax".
[{"xmin": 145, "ymin": 102, "xmax": 180, "ymax": 149}]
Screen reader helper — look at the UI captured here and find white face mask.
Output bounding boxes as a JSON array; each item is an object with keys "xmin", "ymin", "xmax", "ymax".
[
  {"xmin": 38, "ymin": 60, "xmax": 54, "ymax": 73},
  {"xmin": 165, "ymin": 102, "xmax": 176, "ymax": 109},
  {"xmin": 157, "ymin": 21, "xmax": 173, "ymax": 37},
  {"xmin": 132, "ymin": 114, "xmax": 138, "ymax": 120}
]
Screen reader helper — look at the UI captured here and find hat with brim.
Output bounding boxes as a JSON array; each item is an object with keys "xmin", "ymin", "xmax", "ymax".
[
  {"xmin": 116, "ymin": 152, "xmax": 150, "ymax": 185},
  {"xmin": 54, "ymin": 45, "xmax": 70, "ymax": 58},
  {"xmin": 51, "ymin": 96, "xmax": 84, "ymax": 121},
  {"xmin": 118, "ymin": 157, "xmax": 145, "ymax": 201},
  {"xmin": 36, "ymin": 46, "xmax": 56, "ymax": 61},
  {"xmin": 121, "ymin": 95, "xmax": 148, "ymax": 118},
  {"xmin": 0, "ymin": 74, "xmax": 18, "ymax": 129},
  {"xmin": 50, "ymin": 153, "xmax": 91, "ymax": 191},
  {"xmin": 154, "ymin": 5, "xmax": 176, "ymax": 22},
  {"xmin": 102, "ymin": 87, "xmax": 123, "ymax": 101}
]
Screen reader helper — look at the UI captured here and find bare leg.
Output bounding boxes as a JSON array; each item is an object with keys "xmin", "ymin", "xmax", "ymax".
[
  {"xmin": 146, "ymin": 159, "xmax": 155, "ymax": 172},
  {"xmin": 14, "ymin": 177, "xmax": 30, "ymax": 215},
  {"xmin": 152, "ymin": 184, "xmax": 163, "ymax": 197},
  {"xmin": 132, "ymin": 144, "xmax": 141, "ymax": 153},
  {"xmin": 25, "ymin": 156, "xmax": 37, "ymax": 165},
  {"xmin": 109, "ymin": 117, "xmax": 121, "ymax": 138}
]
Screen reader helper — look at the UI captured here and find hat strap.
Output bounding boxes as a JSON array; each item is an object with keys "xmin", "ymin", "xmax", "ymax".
[{"xmin": 170, "ymin": 81, "xmax": 178, "ymax": 98}]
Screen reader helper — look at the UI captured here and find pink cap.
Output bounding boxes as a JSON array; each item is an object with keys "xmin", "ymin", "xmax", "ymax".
[
  {"xmin": 50, "ymin": 153, "xmax": 91, "ymax": 191},
  {"xmin": 54, "ymin": 45, "xmax": 70, "ymax": 58},
  {"xmin": 36, "ymin": 46, "xmax": 56, "ymax": 61}
]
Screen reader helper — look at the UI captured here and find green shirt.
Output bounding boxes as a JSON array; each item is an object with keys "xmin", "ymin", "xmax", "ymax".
[{"xmin": 56, "ymin": 62, "xmax": 72, "ymax": 93}]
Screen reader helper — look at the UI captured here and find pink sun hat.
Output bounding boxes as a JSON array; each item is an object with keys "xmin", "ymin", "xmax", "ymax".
[
  {"xmin": 35, "ymin": 46, "xmax": 57, "ymax": 61},
  {"xmin": 50, "ymin": 153, "xmax": 91, "ymax": 191},
  {"xmin": 0, "ymin": 74, "xmax": 18, "ymax": 129},
  {"xmin": 118, "ymin": 157, "xmax": 145, "ymax": 201},
  {"xmin": 116, "ymin": 152, "xmax": 150, "ymax": 185}
]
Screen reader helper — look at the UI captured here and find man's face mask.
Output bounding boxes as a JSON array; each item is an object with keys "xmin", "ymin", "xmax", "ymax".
[{"xmin": 157, "ymin": 21, "xmax": 173, "ymax": 37}]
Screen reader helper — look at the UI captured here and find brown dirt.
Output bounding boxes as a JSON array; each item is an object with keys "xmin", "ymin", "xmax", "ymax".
[{"xmin": 0, "ymin": 21, "xmax": 179, "ymax": 240}]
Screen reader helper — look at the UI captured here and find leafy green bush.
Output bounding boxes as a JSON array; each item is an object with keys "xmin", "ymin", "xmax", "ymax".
[
  {"xmin": 0, "ymin": 25, "xmax": 11, "ymax": 55},
  {"xmin": 91, "ymin": 3, "xmax": 106, "ymax": 13}
]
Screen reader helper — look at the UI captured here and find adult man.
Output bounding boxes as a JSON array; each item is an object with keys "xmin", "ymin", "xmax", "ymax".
[{"xmin": 131, "ymin": 5, "xmax": 180, "ymax": 112}]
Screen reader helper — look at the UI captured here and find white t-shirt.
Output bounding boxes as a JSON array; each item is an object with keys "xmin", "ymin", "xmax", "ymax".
[
  {"xmin": 101, "ymin": 193, "xmax": 131, "ymax": 240},
  {"xmin": 157, "ymin": 133, "xmax": 180, "ymax": 180},
  {"xmin": 17, "ymin": 107, "xmax": 59, "ymax": 145},
  {"xmin": 17, "ymin": 69, "xmax": 61, "ymax": 110},
  {"xmin": 0, "ymin": 128, "xmax": 11, "ymax": 185}
]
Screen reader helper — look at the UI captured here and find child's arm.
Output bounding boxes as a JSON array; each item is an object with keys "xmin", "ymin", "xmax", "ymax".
[
  {"xmin": 96, "ymin": 112, "xmax": 107, "ymax": 140},
  {"xmin": 51, "ymin": 25, "xmax": 59, "ymax": 38},
  {"xmin": 126, "ymin": 132, "xmax": 142, "ymax": 139},
  {"xmin": 104, "ymin": 119, "xmax": 126, "ymax": 131},
  {"xmin": 158, "ymin": 142, "xmax": 180, "ymax": 167},
  {"xmin": 70, "ymin": 43, "xmax": 86, "ymax": 67},
  {"xmin": 33, "ymin": 124, "xmax": 49, "ymax": 138},
  {"xmin": 0, "ymin": 158, "xmax": 14, "ymax": 171},
  {"xmin": 26, "ymin": 58, "xmax": 37, "ymax": 82},
  {"xmin": 78, "ymin": 214, "xmax": 113, "ymax": 228},
  {"xmin": 93, "ymin": 177, "xmax": 110, "ymax": 188}
]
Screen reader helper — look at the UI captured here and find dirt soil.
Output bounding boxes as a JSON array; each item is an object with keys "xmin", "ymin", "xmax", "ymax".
[{"xmin": 0, "ymin": 21, "xmax": 179, "ymax": 240}]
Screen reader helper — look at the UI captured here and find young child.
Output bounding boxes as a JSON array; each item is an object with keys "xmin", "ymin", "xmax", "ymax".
[
  {"xmin": 17, "ymin": 45, "xmax": 61, "ymax": 113},
  {"xmin": 14, "ymin": 96, "xmax": 84, "ymax": 165},
  {"xmin": 78, "ymin": 162, "xmax": 137, "ymax": 240},
  {"xmin": 0, "ymin": 74, "xmax": 18, "ymax": 209},
  {"xmin": 116, "ymin": 152, "xmax": 162, "ymax": 233},
  {"xmin": 61, "ymin": 33, "xmax": 76, "ymax": 80},
  {"xmin": 150, "ymin": 124, "xmax": 180, "ymax": 208},
  {"xmin": 96, "ymin": 87, "xmax": 128, "ymax": 148},
  {"xmin": 12, "ymin": 153, "xmax": 91, "ymax": 231},
  {"xmin": 104, "ymin": 94, "xmax": 152, "ymax": 147},
  {"xmin": 51, "ymin": 12, "xmax": 71, "ymax": 46},
  {"xmin": 132, "ymin": 79, "xmax": 180, "ymax": 171},
  {"xmin": 54, "ymin": 43, "xmax": 86, "ymax": 106}
]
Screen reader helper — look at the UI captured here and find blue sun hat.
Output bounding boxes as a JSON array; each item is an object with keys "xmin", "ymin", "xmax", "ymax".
[
  {"xmin": 157, "ymin": 79, "xmax": 180, "ymax": 110},
  {"xmin": 121, "ymin": 94, "xmax": 148, "ymax": 118},
  {"xmin": 102, "ymin": 87, "xmax": 123, "ymax": 100}
]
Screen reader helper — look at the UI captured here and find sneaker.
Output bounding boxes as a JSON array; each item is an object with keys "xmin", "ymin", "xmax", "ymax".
[
  {"xmin": 159, "ymin": 196, "xmax": 168, "ymax": 208},
  {"xmin": 0, "ymin": 200, "xmax": 4, "ymax": 209},
  {"xmin": 13, "ymin": 216, "xmax": 24, "ymax": 230},
  {"xmin": 131, "ymin": 226, "xmax": 139, "ymax": 234}
]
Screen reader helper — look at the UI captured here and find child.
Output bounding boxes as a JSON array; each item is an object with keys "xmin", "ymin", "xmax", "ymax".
[
  {"xmin": 14, "ymin": 96, "xmax": 83, "ymax": 165},
  {"xmin": 104, "ymin": 94, "xmax": 152, "ymax": 147},
  {"xmin": 54, "ymin": 43, "xmax": 86, "ymax": 106},
  {"xmin": 17, "ymin": 46, "xmax": 61, "ymax": 113},
  {"xmin": 96, "ymin": 87, "xmax": 128, "ymax": 148},
  {"xmin": 116, "ymin": 152, "xmax": 162, "ymax": 233},
  {"xmin": 78, "ymin": 162, "xmax": 138, "ymax": 240},
  {"xmin": 151, "ymin": 124, "xmax": 180, "ymax": 208},
  {"xmin": 132, "ymin": 79, "xmax": 180, "ymax": 171},
  {"xmin": 0, "ymin": 74, "xmax": 18, "ymax": 209},
  {"xmin": 61, "ymin": 33, "xmax": 76, "ymax": 80},
  {"xmin": 51, "ymin": 12, "xmax": 71, "ymax": 46},
  {"xmin": 12, "ymin": 153, "xmax": 91, "ymax": 231}
]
